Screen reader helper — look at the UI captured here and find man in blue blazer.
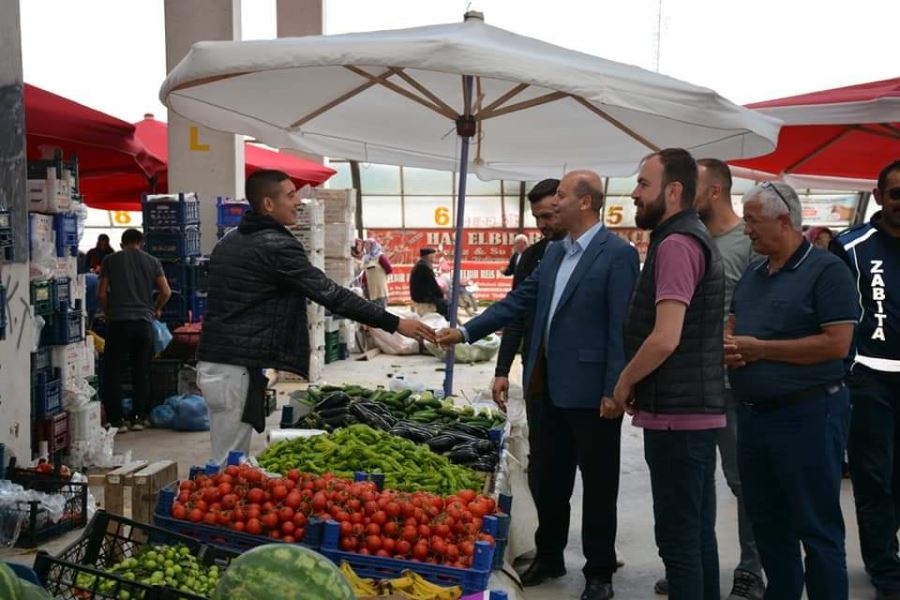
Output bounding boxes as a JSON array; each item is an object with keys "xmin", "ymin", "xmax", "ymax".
[{"xmin": 438, "ymin": 170, "xmax": 640, "ymax": 600}]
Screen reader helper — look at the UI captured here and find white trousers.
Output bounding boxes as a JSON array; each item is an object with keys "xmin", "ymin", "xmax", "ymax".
[{"xmin": 197, "ymin": 361, "xmax": 253, "ymax": 466}]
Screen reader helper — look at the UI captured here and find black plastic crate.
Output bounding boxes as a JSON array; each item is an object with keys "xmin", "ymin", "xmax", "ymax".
[
  {"xmin": 53, "ymin": 276, "xmax": 72, "ymax": 310},
  {"xmin": 143, "ymin": 193, "xmax": 200, "ymax": 231},
  {"xmin": 27, "ymin": 152, "xmax": 79, "ymax": 187},
  {"xmin": 145, "ymin": 228, "xmax": 201, "ymax": 261},
  {"xmin": 0, "ymin": 207, "xmax": 12, "ymax": 261},
  {"xmin": 7, "ymin": 467, "xmax": 88, "ymax": 548},
  {"xmin": 32, "ymin": 368, "xmax": 63, "ymax": 418},
  {"xmin": 149, "ymin": 359, "xmax": 182, "ymax": 407},
  {"xmin": 53, "ymin": 212, "xmax": 79, "ymax": 257},
  {"xmin": 31, "ymin": 279, "xmax": 54, "ymax": 316},
  {"xmin": 33, "ymin": 510, "xmax": 237, "ymax": 600}
]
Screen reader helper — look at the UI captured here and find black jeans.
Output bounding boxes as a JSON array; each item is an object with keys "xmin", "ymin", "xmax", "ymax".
[
  {"xmin": 533, "ymin": 393, "xmax": 622, "ymax": 580},
  {"xmin": 103, "ymin": 320, "xmax": 153, "ymax": 425},
  {"xmin": 644, "ymin": 428, "xmax": 719, "ymax": 600},
  {"xmin": 848, "ymin": 367, "xmax": 900, "ymax": 593},
  {"xmin": 738, "ymin": 390, "xmax": 850, "ymax": 600}
]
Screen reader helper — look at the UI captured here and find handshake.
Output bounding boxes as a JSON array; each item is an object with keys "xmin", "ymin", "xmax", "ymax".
[{"xmin": 395, "ymin": 322, "xmax": 468, "ymax": 347}]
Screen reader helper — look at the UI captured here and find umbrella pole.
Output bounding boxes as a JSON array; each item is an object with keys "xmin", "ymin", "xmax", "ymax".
[{"xmin": 443, "ymin": 75, "xmax": 476, "ymax": 397}]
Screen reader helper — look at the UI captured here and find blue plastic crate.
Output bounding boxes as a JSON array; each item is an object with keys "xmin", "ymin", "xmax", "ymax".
[
  {"xmin": 32, "ymin": 368, "xmax": 63, "ymax": 418},
  {"xmin": 154, "ymin": 484, "xmax": 324, "ymax": 554},
  {"xmin": 143, "ymin": 193, "xmax": 201, "ymax": 229},
  {"xmin": 320, "ymin": 520, "xmax": 495, "ymax": 595},
  {"xmin": 40, "ymin": 301, "xmax": 84, "ymax": 346},
  {"xmin": 53, "ymin": 213, "xmax": 79, "ymax": 258},
  {"xmin": 216, "ymin": 197, "xmax": 250, "ymax": 228},
  {"xmin": 190, "ymin": 291, "xmax": 207, "ymax": 320},
  {"xmin": 162, "ymin": 262, "xmax": 192, "ymax": 292},
  {"xmin": 145, "ymin": 228, "xmax": 201, "ymax": 260}
]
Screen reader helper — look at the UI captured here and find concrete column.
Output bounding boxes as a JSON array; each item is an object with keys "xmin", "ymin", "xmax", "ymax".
[
  {"xmin": 276, "ymin": 0, "xmax": 324, "ymax": 38},
  {"xmin": 164, "ymin": 0, "xmax": 244, "ymax": 253},
  {"xmin": 0, "ymin": 0, "xmax": 34, "ymax": 462},
  {"xmin": 277, "ymin": 0, "xmax": 324, "ymax": 166}
]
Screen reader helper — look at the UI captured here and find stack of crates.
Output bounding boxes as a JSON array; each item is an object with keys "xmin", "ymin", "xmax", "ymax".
[
  {"xmin": 0, "ymin": 206, "xmax": 13, "ymax": 261},
  {"xmin": 289, "ymin": 193, "xmax": 326, "ymax": 269},
  {"xmin": 216, "ymin": 196, "xmax": 250, "ymax": 239},
  {"xmin": 142, "ymin": 193, "xmax": 204, "ymax": 325},
  {"xmin": 318, "ymin": 188, "xmax": 357, "ymax": 286}
]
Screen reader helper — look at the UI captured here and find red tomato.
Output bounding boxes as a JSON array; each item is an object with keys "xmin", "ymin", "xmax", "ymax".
[
  {"xmin": 246, "ymin": 506, "xmax": 261, "ymax": 520},
  {"xmin": 285, "ymin": 492, "xmax": 302, "ymax": 510},
  {"xmin": 203, "ymin": 512, "xmax": 218, "ymax": 525},
  {"xmin": 221, "ymin": 494, "xmax": 238, "ymax": 510},
  {"xmin": 413, "ymin": 542, "xmax": 428, "ymax": 561},
  {"xmin": 281, "ymin": 521, "xmax": 296, "ymax": 536},
  {"xmin": 431, "ymin": 537, "xmax": 448, "ymax": 556},
  {"xmin": 295, "ymin": 527, "xmax": 305, "ymax": 540},
  {"xmin": 458, "ymin": 489, "xmax": 477, "ymax": 503},
  {"xmin": 401, "ymin": 503, "xmax": 416, "ymax": 519},
  {"xmin": 261, "ymin": 512, "xmax": 279, "ymax": 530},
  {"xmin": 231, "ymin": 521, "xmax": 246, "ymax": 532},
  {"xmin": 396, "ymin": 540, "xmax": 412, "ymax": 556},
  {"xmin": 179, "ymin": 480, "xmax": 195, "ymax": 491},
  {"xmin": 218, "ymin": 482, "xmax": 233, "ymax": 496},
  {"xmin": 365, "ymin": 523, "xmax": 381, "ymax": 536},
  {"xmin": 352, "ymin": 523, "xmax": 366, "ymax": 536},
  {"xmin": 246, "ymin": 488, "xmax": 264, "ymax": 504},
  {"xmin": 312, "ymin": 492, "xmax": 328, "ymax": 512},
  {"xmin": 383, "ymin": 521, "xmax": 399, "ymax": 536},
  {"xmin": 382, "ymin": 537, "xmax": 396, "ymax": 554},
  {"xmin": 364, "ymin": 501, "xmax": 379, "ymax": 515},
  {"xmin": 417, "ymin": 524, "xmax": 431, "ymax": 538},
  {"xmin": 339, "ymin": 521, "xmax": 353, "ymax": 536},
  {"xmin": 349, "ymin": 512, "xmax": 364, "ymax": 525},
  {"xmin": 269, "ymin": 530, "xmax": 281, "ymax": 540},
  {"xmin": 293, "ymin": 512, "xmax": 308, "ymax": 528},
  {"xmin": 371, "ymin": 510, "xmax": 387, "ymax": 526},
  {"xmin": 376, "ymin": 549, "xmax": 390, "ymax": 557},
  {"xmin": 224, "ymin": 465, "xmax": 240, "ymax": 477},
  {"xmin": 246, "ymin": 518, "xmax": 262, "ymax": 535},
  {"xmin": 282, "ymin": 535, "xmax": 296, "ymax": 544},
  {"xmin": 446, "ymin": 544, "xmax": 460, "ymax": 561},
  {"xmin": 272, "ymin": 485, "xmax": 289, "ymax": 501},
  {"xmin": 433, "ymin": 523, "xmax": 450, "ymax": 538},
  {"xmin": 287, "ymin": 469, "xmax": 301, "ymax": 482},
  {"xmin": 401, "ymin": 526, "xmax": 418, "ymax": 542},
  {"xmin": 366, "ymin": 535, "xmax": 383, "ymax": 553},
  {"xmin": 188, "ymin": 508, "xmax": 204, "ymax": 522},
  {"xmin": 340, "ymin": 536, "xmax": 358, "ymax": 551},
  {"xmin": 460, "ymin": 541, "xmax": 475, "ymax": 556},
  {"xmin": 171, "ymin": 503, "xmax": 187, "ymax": 520}
]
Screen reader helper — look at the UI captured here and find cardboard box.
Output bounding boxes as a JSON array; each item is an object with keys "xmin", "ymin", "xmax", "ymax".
[
  {"xmin": 132, "ymin": 460, "xmax": 179, "ymax": 524},
  {"xmin": 104, "ymin": 461, "xmax": 149, "ymax": 515}
]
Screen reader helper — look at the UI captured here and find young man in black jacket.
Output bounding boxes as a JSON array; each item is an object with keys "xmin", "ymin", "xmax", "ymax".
[{"xmin": 198, "ymin": 170, "xmax": 434, "ymax": 464}]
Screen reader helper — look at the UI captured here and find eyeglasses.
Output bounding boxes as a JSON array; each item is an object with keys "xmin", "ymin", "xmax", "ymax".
[
  {"xmin": 761, "ymin": 181, "xmax": 792, "ymax": 211},
  {"xmin": 887, "ymin": 187, "xmax": 900, "ymax": 201}
]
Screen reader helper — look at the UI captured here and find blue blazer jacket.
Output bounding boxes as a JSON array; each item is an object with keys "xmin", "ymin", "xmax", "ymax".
[{"xmin": 466, "ymin": 227, "xmax": 639, "ymax": 409}]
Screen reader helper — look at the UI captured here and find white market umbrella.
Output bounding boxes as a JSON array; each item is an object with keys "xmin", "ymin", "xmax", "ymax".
[{"xmin": 161, "ymin": 12, "xmax": 781, "ymax": 393}]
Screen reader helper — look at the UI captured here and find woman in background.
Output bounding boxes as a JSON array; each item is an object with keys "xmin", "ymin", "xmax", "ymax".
[
  {"xmin": 805, "ymin": 225, "xmax": 835, "ymax": 250},
  {"xmin": 360, "ymin": 238, "xmax": 392, "ymax": 309}
]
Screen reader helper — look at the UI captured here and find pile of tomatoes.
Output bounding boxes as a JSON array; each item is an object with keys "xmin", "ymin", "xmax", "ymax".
[{"xmin": 170, "ymin": 464, "xmax": 498, "ymax": 568}]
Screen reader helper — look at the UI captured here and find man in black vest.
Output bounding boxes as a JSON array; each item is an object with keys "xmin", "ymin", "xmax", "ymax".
[
  {"xmin": 409, "ymin": 247, "xmax": 448, "ymax": 318},
  {"xmin": 612, "ymin": 148, "xmax": 726, "ymax": 600},
  {"xmin": 491, "ymin": 178, "xmax": 564, "ymax": 503}
]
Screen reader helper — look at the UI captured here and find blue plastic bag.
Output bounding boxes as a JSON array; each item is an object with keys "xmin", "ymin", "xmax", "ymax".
[
  {"xmin": 150, "ymin": 404, "xmax": 176, "ymax": 428},
  {"xmin": 121, "ymin": 397, "xmax": 133, "ymax": 419},
  {"xmin": 172, "ymin": 394, "xmax": 209, "ymax": 431},
  {"xmin": 152, "ymin": 320, "xmax": 173, "ymax": 354}
]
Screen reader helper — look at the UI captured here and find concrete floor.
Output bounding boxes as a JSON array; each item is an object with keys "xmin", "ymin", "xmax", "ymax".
[{"xmin": 3, "ymin": 351, "xmax": 877, "ymax": 599}]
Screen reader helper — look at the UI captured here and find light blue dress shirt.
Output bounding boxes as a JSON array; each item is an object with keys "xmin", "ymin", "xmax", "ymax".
[{"xmin": 544, "ymin": 220, "xmax": 605, "ymax": 341}]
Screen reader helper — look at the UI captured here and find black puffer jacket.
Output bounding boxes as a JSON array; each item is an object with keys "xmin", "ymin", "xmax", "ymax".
[
  {"xmin": 624, "ymin": 209, "xmax": 725, "ymax": 414},
  {"xmin": 198, "ymin": 212, "xmax": 399, "ymax": 376}
]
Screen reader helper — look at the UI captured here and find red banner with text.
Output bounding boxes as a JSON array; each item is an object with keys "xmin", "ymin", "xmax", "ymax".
[{"xmin": 368, "ymin": 228, "xmax": 650, "ymax": 303}]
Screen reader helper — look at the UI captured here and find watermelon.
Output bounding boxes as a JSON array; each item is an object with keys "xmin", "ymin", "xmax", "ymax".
[
  {"xmin": 212, "ymin": 544, "xmax": 353, "ymax": 600},
  {"xmin": 0, "ymin": 563, "xmax": 52, "ymax": 600}
]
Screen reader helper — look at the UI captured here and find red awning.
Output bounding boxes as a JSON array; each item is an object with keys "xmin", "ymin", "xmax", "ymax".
[
  {"xmin": 80, "ymin": 116, "xmax": 335, "ymax": 212},
  {"xmin": 25, "ymin": 84, "xmax": 166, "ymax": 205},
  {"xmin": 730, "ymin": 78, "xmax": 900, "ymax": 182}
]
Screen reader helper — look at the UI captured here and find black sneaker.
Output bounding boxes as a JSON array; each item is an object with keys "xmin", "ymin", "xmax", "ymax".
[
  {"xmin": 727, "ymin": 569, "xmax": 765, "ymax": 600},
  {"xmin": 654, "ymin": 577, "xmax": 668, "ymax": 595}
]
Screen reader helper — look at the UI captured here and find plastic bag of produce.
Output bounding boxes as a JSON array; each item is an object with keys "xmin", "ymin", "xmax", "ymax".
[
  {"xmin": 425, "ymin": 333, "xmax": 501, "ymax": 363},
  {"xmin": 150, "ymin": 403, "xmax": 176, "ymax": 428},
  {"xmin": 369, "ymin": 324, "xmax": 420, "ymax": 355},
  {"xmin": 172, "ymin": 394, "xmax": 209, "ymax": 431},
  {"xmin": 152, "ymin": 319, "xmax": 173, "ymax": 354}
]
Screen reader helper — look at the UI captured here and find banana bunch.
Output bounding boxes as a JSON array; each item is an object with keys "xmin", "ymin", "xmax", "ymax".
[
  {"xmin": 385, "ymin": 570, "xmax": 462, "ymax": 600},
  {"xmin": 340, "ymin": 562, "xmax": 462, "ymax": 600},
  {"xmin": 341, "ymin": 561, "xmax": 380, "ymax": 597}
]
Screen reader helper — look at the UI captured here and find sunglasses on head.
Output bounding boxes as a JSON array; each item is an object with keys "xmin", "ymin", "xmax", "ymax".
[
  {"xmin": 761, "ymin": 181, "xmax": 792, "ymax": 211},
  {"xmin": 886, "ymin": 187, "xmax": 900, "ymax": 201}
]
